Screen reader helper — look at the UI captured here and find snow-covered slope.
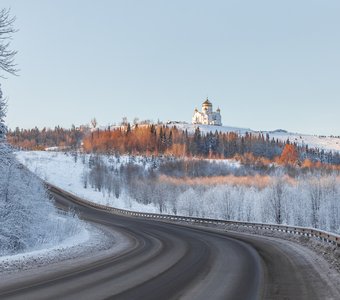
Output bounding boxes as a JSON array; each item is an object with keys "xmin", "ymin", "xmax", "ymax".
[
  {"xmin": 167, "ymin": 122, "xmax": 253, "ymax": 135},
  {"xmin": 263, "ymin": 130, "xmax": 340, "ymax": 152},
  {"xmin": 167, "ymin": 123, "xmax": 340, "ymax": 153}
]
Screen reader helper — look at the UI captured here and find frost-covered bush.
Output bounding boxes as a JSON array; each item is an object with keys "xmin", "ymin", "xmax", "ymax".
[
  {"xmin": 83, "ymin": 155, "xmax": 340, "ymax": 234},
  {"xmin": 0, "ymin": 145, "xmax": 83, "ymax": 256}
]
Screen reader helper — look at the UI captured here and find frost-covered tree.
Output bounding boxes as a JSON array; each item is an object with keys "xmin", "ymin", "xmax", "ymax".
[
  {"xmin": 269, "ymin": 178, "xmax": 285, "ymax": 224},
  {"xmin": 0, "ymin": 161, "xmax": 84, "ymax": 256},
  {"xmin": 0, "ymin": 7, "xmax": 16, "ymax": 144},
  {"xmin": 0, "ymin": 7, "xmax": 16, "ymax": 167}
]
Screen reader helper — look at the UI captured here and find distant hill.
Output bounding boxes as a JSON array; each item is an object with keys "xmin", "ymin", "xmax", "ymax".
[{"xmin": 167, "ymin": 122, "xmax": 340, "ymax": 153}]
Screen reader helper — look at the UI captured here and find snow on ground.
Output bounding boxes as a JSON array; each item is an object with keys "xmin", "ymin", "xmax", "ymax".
[
  {"xmin": 16, "ymin": 151, "xmax": 160, "ymax": 214},
  {"xmin": 168, "ymin": 122, "xmax": 253, "ymax": 135}
]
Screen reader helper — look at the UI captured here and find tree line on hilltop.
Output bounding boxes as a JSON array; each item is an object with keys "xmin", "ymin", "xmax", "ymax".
[{"xmin": 7, "ymin": 125, "xmax": 85, "ymax": 150}]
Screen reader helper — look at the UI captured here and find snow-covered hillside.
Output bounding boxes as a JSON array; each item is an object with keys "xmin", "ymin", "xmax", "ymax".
[
  {"xmin": 264, "ymin": 130, "xmax": 340, "ymax": 152},
  {"xmin": 167, "ymin": 123, "xmax": 340, "ymax": 153},
  {"xmin": 0, "ymin": 144, "xmax": 87, "ymax": 258}
]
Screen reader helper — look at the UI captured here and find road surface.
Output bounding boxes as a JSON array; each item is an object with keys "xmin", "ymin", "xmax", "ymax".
[{"xmin": 1, "ymin": 188, "xmax": 339, "ymax": 300}]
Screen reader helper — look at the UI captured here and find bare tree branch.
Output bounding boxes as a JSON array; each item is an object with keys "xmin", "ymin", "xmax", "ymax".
[{"xmin": 0, "ymin": 8, "xmax": 18, "ymax": 77}]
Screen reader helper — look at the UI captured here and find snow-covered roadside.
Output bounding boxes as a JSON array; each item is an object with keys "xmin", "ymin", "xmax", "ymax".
[
  {"xmin": 1, "ymin": 150, "xmax": 132, "ymax": 276},
  {"xmin": 1, "ymin": 229, "xmax": 92, "ymax": 274},
  {"xmin": 0, "ymin": 222, "xmax": 130, "ymax": 277},
  {"xmin": 0, "ymin": 224, "xmax": 133, "ymax": 291}
]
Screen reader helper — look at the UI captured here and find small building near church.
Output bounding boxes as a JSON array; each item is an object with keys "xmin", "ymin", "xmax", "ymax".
[{"xmin": 192, "ymin": 98, "xmax": 222, "ymax": 126}]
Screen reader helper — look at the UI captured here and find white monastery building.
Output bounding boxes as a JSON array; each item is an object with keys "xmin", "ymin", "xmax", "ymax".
[{"xmin": 192, "ymin": 98, "xmax": 222, "ymax": 126}]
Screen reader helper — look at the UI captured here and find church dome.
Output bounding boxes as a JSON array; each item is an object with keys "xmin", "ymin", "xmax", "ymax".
[{"xmin": 202, "ymin": 98, "xmax": 212, "ymax": 106}]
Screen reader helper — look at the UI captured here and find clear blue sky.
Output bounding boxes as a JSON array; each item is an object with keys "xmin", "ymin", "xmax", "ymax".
[{"xmin": 1, "ymin": 0, "xmax": 340, "ymax": 135}]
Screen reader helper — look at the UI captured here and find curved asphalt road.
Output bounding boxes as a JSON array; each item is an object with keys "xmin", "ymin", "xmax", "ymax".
[{"xmin": 1, "ymin": 189, "xmax": 339, "ymax": 300}]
